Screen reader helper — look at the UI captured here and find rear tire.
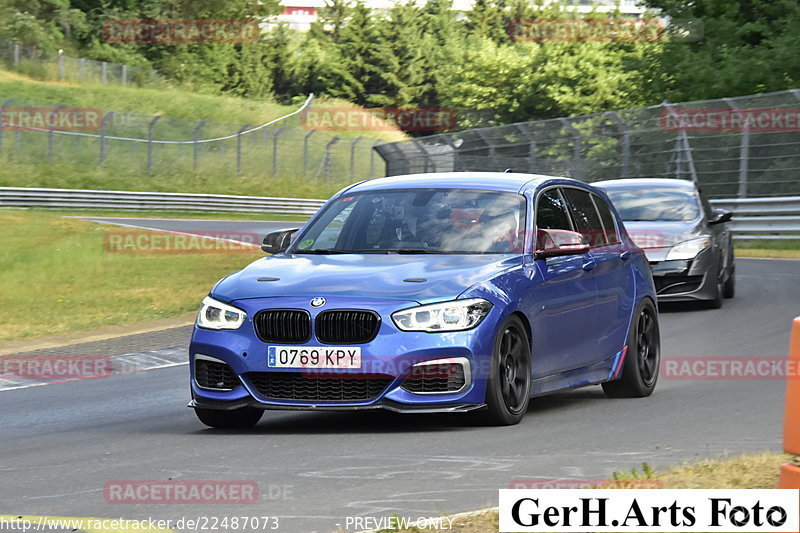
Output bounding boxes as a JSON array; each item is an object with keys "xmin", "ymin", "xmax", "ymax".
[
  {"xmin": 481, "ymin": 316, "xmax": 531, "ymax": 426},
  {"xmin": 602, "ymin": 299, "xmax": 660, "ymax": 398},
  {"xmin": 195, "ymin": 407, "xmax": 263, "ymax": 429}
]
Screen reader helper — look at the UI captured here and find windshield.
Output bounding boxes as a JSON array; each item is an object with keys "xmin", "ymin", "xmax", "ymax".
[
  {"xmin": 604, "ymin": 186, "xmax": 701, "ymax": 222},
  {"xmin": 292, "ymin": 188, "xmax": 527, "ymax": 254}
]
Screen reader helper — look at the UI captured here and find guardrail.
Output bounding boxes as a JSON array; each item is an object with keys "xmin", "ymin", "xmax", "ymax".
[
  {"xmin": 1, "ymin": 188, "xmax": 798, "ymax": 239},
  {"xmin": 710, "ymin": 197, "xmax": 800, "ymax": 239},
  {"xmin": 0, "ymin": 187, "xmax": 327, "ymax": 215}
]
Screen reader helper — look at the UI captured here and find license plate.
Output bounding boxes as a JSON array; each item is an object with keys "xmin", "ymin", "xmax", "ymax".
[{"xmin": 267, "ymin": 346, "xmax": 361, "ymax": 369}]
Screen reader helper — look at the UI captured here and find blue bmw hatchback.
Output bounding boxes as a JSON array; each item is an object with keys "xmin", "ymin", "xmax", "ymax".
[{"xmin": 189, "ymin": 172, "xmax": 659, "ymax": 427}]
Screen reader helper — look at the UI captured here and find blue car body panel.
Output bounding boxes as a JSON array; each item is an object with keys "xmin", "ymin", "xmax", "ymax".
[{"xmin": 190, "ymin": 173, "xmax": 656, "ymax": 413}]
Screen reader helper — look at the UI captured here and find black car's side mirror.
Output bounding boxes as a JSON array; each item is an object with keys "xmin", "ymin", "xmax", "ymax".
[
  {"xmin": 262, "ymin": 229, "xmax": 299, "ymax": 254},
  {"xmin": 709, "ymin": 209, "xmax": 733, "ymax": 225}
]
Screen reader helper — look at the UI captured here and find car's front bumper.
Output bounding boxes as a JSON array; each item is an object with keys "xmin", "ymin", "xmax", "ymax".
[
  {"xmin": 188, "ymin": 296, "xmax": 499, "ymax": 413},
  {"xmin": 645, "ymin": 247, "xmax": 718, "ymax": 302},
  {"xmin": 188, "ymin": 397, "xmax": 486, "ymax": 414}
]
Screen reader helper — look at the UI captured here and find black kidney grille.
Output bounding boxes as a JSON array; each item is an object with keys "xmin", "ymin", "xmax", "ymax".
[
  {"xmin": 315, "ymin": 310, "xmax": 380, "ymax": 344},
  {"xmin": 246, "ymin": 372, "xmax": 392, "ymax": 402},
  {"xmin": 254, "ymin": 309, "xmax": 311, "ymax": 343},
  {"xmin": 401, "ymin": 362, "xmax": 466, "ymax": 393},
  {"xmin": 195, "ymin": 359, "xmax": 240, "ymax": 390}
]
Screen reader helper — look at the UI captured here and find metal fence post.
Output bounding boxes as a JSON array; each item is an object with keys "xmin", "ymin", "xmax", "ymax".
[
  {"xmin": 121, "ymin": 65, "xmax": 127, "ymax": 86},
  {"xmin": 411, "ymin": 138, "xmax": 436, "ymax": 172},
  {"xmin": 0, "ymin": 98, "xmax": 15, "ymax": 155},
  {"xmin": 475, "ymin": 129, "xmax": 497, "ymax": 170},
  {"xmin": 101, "ymin": 62, "xmax": 108, "ymax": 84},
  {"xmin": 147, "ymin": 116, "xmax": 161, "ymax": 173},
  {"xmin": 237, "ymin": 123, "xmax": 249, "ymax": 176},
  {"xmin": 272, "ymin": 126, "xmax": 285, "ymax": 177},
  {"xmin": 559, "ymin": 118, "xmax": 583, "ymax": 180},
  {"xmin": 99, "ymin": 111, "xmax": 113, "ymax": 165},
  {"xmin": 515, "ymin": 124, "xmax": 536, "ymax": 173},
  {"xmin": 349, "ymin": 137, "xmax": 362, "ymax": 179},
  {"xmin": 607, "ymin": 112, "xmax": 630, "ymax": 178},
  {"xmin": 13, "ymin": 44, "xmax": 20, "ymax": 66},
  {"xmin": 48, "ymin": 105, "xmax": 64, "ymax": 161},
  {"xmin": 57, "ymin": 53, "xmax": 64, "ymax": 81},
  {"xmin": 321, "ymin": 137, "xmax": 340, "ymax": 179},
  {"xmin": 193, "ymin": 120, "xmax": 206, "ymax": 171},
  {"xmin": 79, "ymin": 58, "xmax": 85, "ymax": 80},
  {"xmin": 303, "ymin": 130, "xmax": 316, "ymax": 176},
  {"xmin": 724, "ymin": 98, "xmax": 749, "ymax": 198},
  {"xmin": 370, "ymin": 140, "xmax": 381, "ymax": 177}
]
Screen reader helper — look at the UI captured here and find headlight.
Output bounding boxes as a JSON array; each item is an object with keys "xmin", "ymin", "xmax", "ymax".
[
  {"xmin": 197, "ymin": 296, "xmax": 246, "ymax": 330},
  {"xmin": 665, "ymin": 238, "xmax": 710, "ymax": 260},
  {"xmin": 391, "ymin": 298, "xmax": 492, "ymax": 332}
]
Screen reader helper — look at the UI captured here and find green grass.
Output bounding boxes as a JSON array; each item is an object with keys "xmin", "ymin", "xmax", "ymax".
[
  {"xmin": 0, "ymin": 69, "xmax": 405, "ymax": 197},
  {"xmin": 0, "ymin": 159, "xmax": 365, "ymax": 199},
  {"xmin": 0, "ymin": 210, "xmax": 266, "ymax": 342},
  {"xmin": 736, "ymin": 239, "xmax": 800, "ymax": 259},
  {"xmin": 0, "ymin": 69, "xmax": 406, "ymax": 142}
]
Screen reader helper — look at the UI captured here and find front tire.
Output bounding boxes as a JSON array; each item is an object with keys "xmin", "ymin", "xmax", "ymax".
[
  {"xmin": 195, "ymin": 407, "xmax": 263, "ymax": 429},
  {"xmin": 482, "ymin": 316, "xmax": 531, "ymax": 426},
  {"xmin": 703, "ymin": 271, "xmax": 724, "ymax": 309},
  {"xmin": 602, "ymin": 299, "xmax": 660, "ymax": 398},
  {"xmin": 723, "ymin": 264, "xmax": 735, "ymax": 299}
]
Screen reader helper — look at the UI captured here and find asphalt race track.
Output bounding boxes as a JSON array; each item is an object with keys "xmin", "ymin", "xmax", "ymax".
[{"xmin": 1, "ymin": 218, "xmax": 798, "ymax": 533}]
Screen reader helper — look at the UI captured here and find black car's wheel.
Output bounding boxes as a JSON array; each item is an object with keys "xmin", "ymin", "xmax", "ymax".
[
  {"xmin": 703, "ymin": 270, "xmax": 724, "ymax": 309},
  {"xmin": 723, "ymin": 264, "xmax": 735, "ymax": 299},
  {"xmin": 602, "ymin": 299, "xmax": 660, "ymax": 398},
  {"xmin": 195, "ymin": 407, "xmax": 263, "ymax": 428},
  {"xmin": 482, "ymin": 316, "xmax": 531, "ymax": 426}
]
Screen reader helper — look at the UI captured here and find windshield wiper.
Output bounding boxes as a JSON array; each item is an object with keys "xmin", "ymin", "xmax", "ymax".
[
  {"xmin": 293, "ymin": 249, "xmax": 351, "ymax": 254},
  {"xmin": 386, "ymin": 249, "xmax": 438, "ymax": 254},
  {"xmin": 294, "ymin": 249, "xmax": 399, "ymax": 254}
]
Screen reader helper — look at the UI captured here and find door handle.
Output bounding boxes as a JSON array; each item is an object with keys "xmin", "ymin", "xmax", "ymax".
[
  {"xmin": 620, "ymin": 251, "xmax": 631, "ymax": 261},
  {"xmin": 582, "ymin": 261, "xmax": 595, "ymax": 272}
]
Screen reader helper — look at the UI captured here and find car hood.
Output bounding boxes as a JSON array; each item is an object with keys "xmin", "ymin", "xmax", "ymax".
[
  {"xmin": 622, "ymin": 220, "xmax": 706, "ymax": 262},
  {"xmin": 211, "ymin": 253, "xmax": 523, "ymax": 304}
]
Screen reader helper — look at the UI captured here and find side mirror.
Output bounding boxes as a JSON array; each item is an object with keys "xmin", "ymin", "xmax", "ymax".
[
  {"xmin": 709, "ymin": 209, "xmax": 733, "ymax": 225},
  {"xmin": 261, "ymin": 228, "xmax": 299, "ymax": 254},
  {"xmin": 534, "ymin": 229, "xmax": 590, "ymax": 258}
]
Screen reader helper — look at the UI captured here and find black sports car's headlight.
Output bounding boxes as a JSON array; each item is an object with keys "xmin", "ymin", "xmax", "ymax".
[
  {"xmin": 391, "ymin": 298, "xmax": 492, "ymax": 332},
  {"xmin": 197, "ymin": 297, "xmax": 247, "ymax": 330},
  {"xmin": 665, "ymin": 237, "xmax": 710, "ymax": 260}
]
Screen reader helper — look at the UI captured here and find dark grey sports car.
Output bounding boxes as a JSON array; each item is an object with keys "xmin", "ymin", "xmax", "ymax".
[{"xmin": 594, "ymin": 178, "xmax": 734, "ymax": 308}]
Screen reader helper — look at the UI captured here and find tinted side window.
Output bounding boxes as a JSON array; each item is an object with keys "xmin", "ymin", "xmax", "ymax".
[
  {"xmin": 592, "ymin": 194, "xmax": 620, "ymax": 245},
  {"xmin": 563, "ymin": 188, "xmax": 606, "ymax": 247},
  {"xmin": 536, "ymin": 189, "xmax": 573, "ymax": 231}
]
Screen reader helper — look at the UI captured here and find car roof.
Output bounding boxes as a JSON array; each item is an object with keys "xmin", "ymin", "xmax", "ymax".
[
  {"xmin": 592, "ymin": 177, "xmax": 696, "ymax": 189},
  {"xmin": 346, "ymin": 172, "xmax": 582, "ymax": 194}
]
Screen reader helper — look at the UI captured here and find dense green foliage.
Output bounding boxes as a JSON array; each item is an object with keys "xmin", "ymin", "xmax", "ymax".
[{"xmin": 2, "ymin": 0, "xmax": 799, "ymax": 128}]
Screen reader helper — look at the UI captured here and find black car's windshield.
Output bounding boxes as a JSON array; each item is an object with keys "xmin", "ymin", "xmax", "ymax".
[
  {"xmin": 292, "ymin": 188, "xmax": 527, "ymax": 254},
  {"xmin": 604, "ymin": 186, "xmax": 701, "ymax": 222}
]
